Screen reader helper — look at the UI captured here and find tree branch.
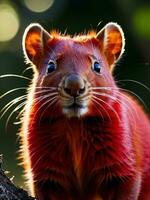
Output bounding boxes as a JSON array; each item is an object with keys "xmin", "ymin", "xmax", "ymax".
[{"xmin": 0, "ymin": 155, "xmax": 35, "ymax": 200}]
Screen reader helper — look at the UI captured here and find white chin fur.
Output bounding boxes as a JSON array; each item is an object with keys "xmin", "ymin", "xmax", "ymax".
[{"xmin": 63, "ymin": 107, "xmax": 88, "ymax": 118}]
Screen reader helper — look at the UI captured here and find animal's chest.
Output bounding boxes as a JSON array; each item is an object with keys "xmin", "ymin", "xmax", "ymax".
[{"xmin": 29, "ymin": 117, "xmax": 132, "ymax": 194}]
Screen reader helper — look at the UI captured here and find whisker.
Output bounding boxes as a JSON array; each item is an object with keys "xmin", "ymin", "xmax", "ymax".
[
  {"xmin": 1, "ymin": 86, "xmax": 57, "ymax": 101},
  {"xmin": 92, "ymin": 89, "xmax": 137, "ymax": 116},
  {"xmin": 91, "ymin": 86, "xmax": 112, "ymax": 91},
  {"xmin": 117, "ymin": 79, "xmax": 150, "ymax": 94},
  {"xmin": 0, "ymin": 74, "xmax": 31, "ymax": 81},
  {"xmin": 0, "ymin": 95, "xmax": 28, "ymax": 119},
  {"xmin": 22, "ymin": 66, "xmax": 32, "ymax": 75},
  {"xmin": 112, "ymin": 90, "xmax": 139, "ymax": 130},
  {"xmin": 34, "ymin": 91, "xmax": 58, "ymax": 98},
  {"xmin": 5, "ymin": 101, "xmax": 27, "ymax": 131},
  {"xmin": 14, "ymin": 94, "xmax": 57, "ymax": 128},
  {"xmin": 16, "ymin": 106, "xmax": 26, "ymax": 120},
  {"xmin": 92, "ymin": 95, "xmax": 121, "ymax": 123},
  {"xmin": 13, "ymin": 121, "xmax": 22, "ymax": 125},
  {"xmin": 91, "ymin": 87, "xmax": 148, "ymax": 110},
  {"xmin": 33, "ymin": 95, "xmax": 58, "ymax": 119},
  {"xmin": 95, "ymin": 99, "xmax": 112, "ymax": 122},
  {"xmin": 35, "ymin": 86, "xmax": 57, "ymax": 90},
  {"xmin": 33, "ymin": 92, "xmax": 58, "ymax": 105},
  {"xmin": 118, "ymin": 88, "xmax": 147, "ymax": 110},
  {"xmin": 39, "ymin": 98, "xmax": 59, "ymax": 124},
  {"xmin": 0, "ymin": 87, "xmax": 27, "ymax": 99},
  {"xmin": 37, "ymin": 97, "xmax": 59, "ymax": 126},
  {"xmin": 0, "ymin": 90, "xmax": 57, "ymax": 120},
  {"xmin": 91, "ymin": 98, "xmax": 107, "ymax": 123},
  {"xmin": 15, "ymin": 93, "xmax": 58, "ymax": 122},
  {"xmin": 92, "ymin": 91, "xmax": 137, "ymax": 130}
]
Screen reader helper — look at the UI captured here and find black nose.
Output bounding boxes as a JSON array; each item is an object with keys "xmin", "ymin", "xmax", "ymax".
[{"xmin": 63, "ymin": 74, "xmax": 85, "ymax": 97}]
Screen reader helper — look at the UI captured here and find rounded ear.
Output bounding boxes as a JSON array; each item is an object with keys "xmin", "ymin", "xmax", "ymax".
[
  {"xmin": 97, "ymin": 22, "xmax": 125, "ymax": 66},
  {"xmin": 22, "ymin": 23, "xmax": 52, "ymax": 64}
]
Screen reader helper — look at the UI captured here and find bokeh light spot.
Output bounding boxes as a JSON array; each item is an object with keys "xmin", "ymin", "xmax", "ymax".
[
  {"xmin": 133, "ymin": 6, "xmax": 150, "ymax": 38},
  {"xmin": 0, "ymin": 4, "xmax": 19, "ymax": 42},
  {"xmin": 24, "ymin": 0, "xmax": 54, "ymax": 13}
]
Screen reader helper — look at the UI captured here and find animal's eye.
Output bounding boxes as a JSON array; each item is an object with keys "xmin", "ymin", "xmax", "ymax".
[
  {"xmin": 47, "ymin": 60, "xmax": 56, "ymax": 74},
  {"xmin": 92, "ymin": 61, "xmax": 101, "ymax": 74}
]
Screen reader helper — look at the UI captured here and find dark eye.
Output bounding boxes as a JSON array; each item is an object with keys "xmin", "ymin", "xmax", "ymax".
[
  {"xmin": 47, "ymin": 60, "xmax": 56, "ymax": 74},
  {"xmin": 92, "ymin": 61, "xmax": 101, "ymax": 74}
]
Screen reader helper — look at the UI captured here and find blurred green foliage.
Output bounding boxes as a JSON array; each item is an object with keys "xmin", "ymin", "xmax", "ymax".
[
  {"xmin": 133, "ymin": 6, "xmax": 150, "ymax": 38},
  {"xmin": 0, "ymin": 0, "xmax": 150, "ymax": 189}
]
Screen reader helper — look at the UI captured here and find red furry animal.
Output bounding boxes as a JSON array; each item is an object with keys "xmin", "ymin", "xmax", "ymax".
[{"xmin": 20, "ymin": 22, "xmax": 150, "ymax": 200}]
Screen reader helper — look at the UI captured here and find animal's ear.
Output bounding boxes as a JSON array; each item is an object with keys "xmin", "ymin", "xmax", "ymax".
[
  {"xmin": 97, "ymin": 22, "xmax": 125, "ymax": 67},
  {"xmin": 23, "ymin": 23, "xmax": 51, "ymax": 65}
]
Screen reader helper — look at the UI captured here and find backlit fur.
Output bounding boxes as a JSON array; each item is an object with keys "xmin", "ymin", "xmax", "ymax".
[{"xmin": 20, "ymin": 23, "xmax": 150, "ymax": 200}]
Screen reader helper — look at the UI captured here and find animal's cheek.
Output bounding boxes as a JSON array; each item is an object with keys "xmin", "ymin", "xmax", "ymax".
[{"xmin": 37, "ymin": 74, "xmax": 61, "ymax": 88}]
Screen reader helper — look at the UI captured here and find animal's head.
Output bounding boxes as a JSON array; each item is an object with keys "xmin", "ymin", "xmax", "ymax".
[{"xmin": 23, "ymin": 22, "xmax": 125, "ymax": 118}]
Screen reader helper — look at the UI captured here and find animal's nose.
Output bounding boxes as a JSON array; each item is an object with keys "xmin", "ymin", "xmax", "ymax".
[{"xmin": 63, "ymin": 74, "xmax": 85, "ymax": 97}]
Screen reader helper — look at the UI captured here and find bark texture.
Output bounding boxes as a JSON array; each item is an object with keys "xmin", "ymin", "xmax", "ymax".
[{"xmin": 0, "ymin": 155, "xmax": 35, "ymax": 200}]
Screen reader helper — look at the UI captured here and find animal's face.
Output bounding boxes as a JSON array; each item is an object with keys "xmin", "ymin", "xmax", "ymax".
[{"xmin": 23, "ymin": 23, "xmax": 125, "ymax": 118}]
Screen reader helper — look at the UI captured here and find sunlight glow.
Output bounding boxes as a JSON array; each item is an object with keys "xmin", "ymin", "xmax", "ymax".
[
  {"xmin": 0, "ymin": 4, "xmax": 19, "ymax": 42},
  {"xmin": 24, "ymin": 0, "xmax": 54, "ymax": 13}
]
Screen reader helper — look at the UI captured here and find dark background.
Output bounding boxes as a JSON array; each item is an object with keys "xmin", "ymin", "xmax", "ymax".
[{"xmin": 0, "ymin": 0, "xmax": 150, "ymax": 189}]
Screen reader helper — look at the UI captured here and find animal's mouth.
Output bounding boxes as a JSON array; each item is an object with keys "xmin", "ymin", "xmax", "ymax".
[{"xmin": 63, "ymin": 100, "xmax": 88, "ymax": 118}]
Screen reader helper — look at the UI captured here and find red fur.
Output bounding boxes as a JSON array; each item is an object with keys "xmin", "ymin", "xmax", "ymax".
[{"xmin": 21, "ymin": 23, "xmax": 150, "ymax": 200}]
